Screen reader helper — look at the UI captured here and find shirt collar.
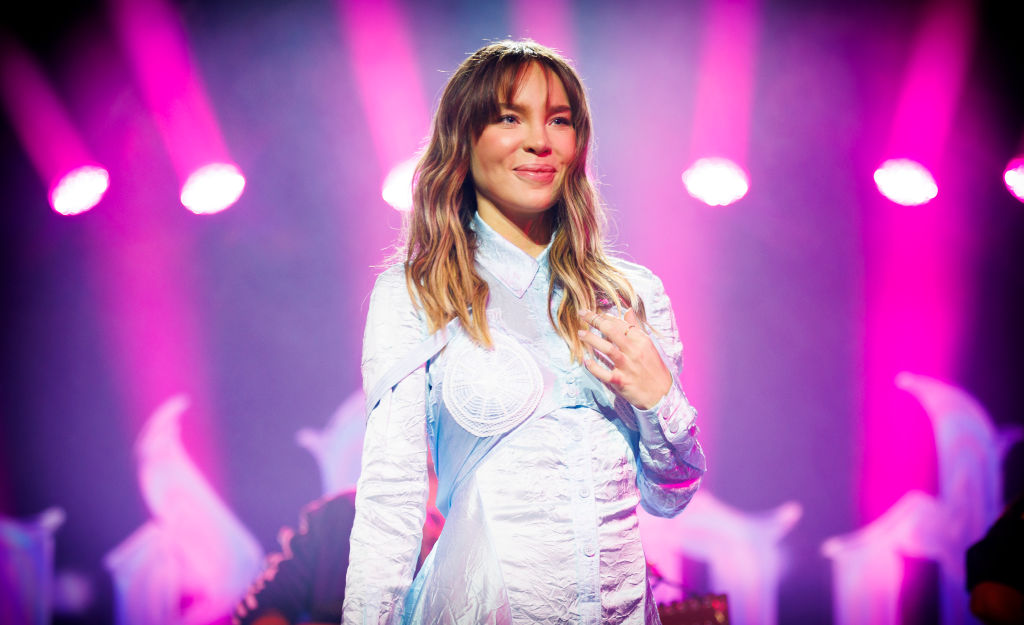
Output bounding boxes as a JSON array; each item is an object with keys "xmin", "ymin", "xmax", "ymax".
[{"xmin": 471, "ymin": 211, "xmax": 552, "ymax": 298}]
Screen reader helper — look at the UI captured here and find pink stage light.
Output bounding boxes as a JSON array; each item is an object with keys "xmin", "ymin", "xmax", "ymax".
[
  {"xmin": 381, "ymin": 157, "xmax": 417, "ymax": 212},
  {"xmin": 682, "ymin": 157, "xmax": 750, "ymax": 206},
  {"xmin": 873, "ymin": 158, "xmax": 938, "ymax": 206},
  {"xmin": 0, "ymin": 38, "xmax": 110, "ymax": 215},
  {"xmin": 1004, "ymin": 157, "xmax": 1024, "ymax": 202},
  {"xmin": 50, "ymin": 165, "xmax": 110, "ymax": 216},
  {"xmin": 180, "ymin": 163, "xmax": 245, "ymax": 215},
  {"xmin": 112, "ymin": 0, "xmax": 241, "ymax": 214}
]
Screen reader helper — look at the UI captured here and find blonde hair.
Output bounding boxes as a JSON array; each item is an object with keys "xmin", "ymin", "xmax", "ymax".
[{"xmin": 405, "ymin": 39, "xmax": 643, "ymax": 360}]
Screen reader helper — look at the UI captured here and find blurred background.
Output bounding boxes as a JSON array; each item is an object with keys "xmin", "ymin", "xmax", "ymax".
[{"xmin": 1, "ymin": 0, "xmax": 1022, "ymax": 624}]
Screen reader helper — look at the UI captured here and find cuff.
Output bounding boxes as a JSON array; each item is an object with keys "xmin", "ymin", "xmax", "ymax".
[{"xmin": 633, "ymin": 380, "xmax": 698, "ymax": 445}]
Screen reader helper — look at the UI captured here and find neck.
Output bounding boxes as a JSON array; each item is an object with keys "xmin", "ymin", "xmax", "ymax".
[{"xmin": 476, "ymin": 200, "xmax": 553, "ymax": 258}]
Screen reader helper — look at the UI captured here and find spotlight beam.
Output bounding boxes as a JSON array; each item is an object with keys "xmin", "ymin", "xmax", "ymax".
[
  {"xmin": 0, "ymin": 37, "xmax": 109, "ymax": 214},
  {"xmin": 109, "ymin": 0, "xmax": 244, "ymax": 212}
]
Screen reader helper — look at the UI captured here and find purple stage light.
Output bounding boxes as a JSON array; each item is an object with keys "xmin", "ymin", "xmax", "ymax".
[
  {"xmin": 682, "ymin": 157, "xmax": 749, "ymax": 206},
  {"xmin": 180, "ymin": 163, "xmax": 245, "ymax": 215},
  {"xmin": 1004, "ymin": 157, "xmax": 1024, "ymax": 202},
  {"xmin": 49, "ymin": 165, "xmax": 109, "ymax": 216},
  {"xmin": 381, "ymin": 157, "xmax": 417, "ymax": 211},
  {"xmin": 873, "ymin": 158, "xmax": 937, "ymax": 206}
]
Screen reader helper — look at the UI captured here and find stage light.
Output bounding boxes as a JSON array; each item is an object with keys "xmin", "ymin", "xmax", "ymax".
[
  {"xmin": 1004, "ymin": 157, "xmax": 1024, "ymax": 203},
  {"xmin": 180, "ymin": 163, "xmax": 245, "ymax": 215},
  {"xmin": 381, "ymin": 157, "xmax": 417, "ymax": 211},
  {"xmin": 50, "ymin": 165, "xmax": 110, "ymax": 216},
  {"xmin": 873, "ymin": 158, "xmax": 937, "ymax": 206},
  {"xmin": 1, "ymin": 40, "xmax": 111, "ymax": 215},
  {"xmin": 682, "ymin": 157, "xmax": 749, "ymax": 206}
]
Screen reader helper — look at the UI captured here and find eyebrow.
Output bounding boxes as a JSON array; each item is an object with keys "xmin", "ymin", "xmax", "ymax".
[{"xmin": 498, "ymin": 102, "xmax": 573, "ymax": 116}]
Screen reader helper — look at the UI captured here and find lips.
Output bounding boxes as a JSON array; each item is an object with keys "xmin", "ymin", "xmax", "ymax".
[{"xmin": 514, "ymin": 164, "xmax": 557, "ymax": 183}]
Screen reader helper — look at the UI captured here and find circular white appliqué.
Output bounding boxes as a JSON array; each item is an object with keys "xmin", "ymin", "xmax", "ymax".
[{"xmin": 442, "ymin": 332, "xmax": 543, "ymax": 437}]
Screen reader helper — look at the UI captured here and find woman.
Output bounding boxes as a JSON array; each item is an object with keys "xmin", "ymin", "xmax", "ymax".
[{"xmin": 342, "ymin": 40, "xmax": 705, "ymax": 625}]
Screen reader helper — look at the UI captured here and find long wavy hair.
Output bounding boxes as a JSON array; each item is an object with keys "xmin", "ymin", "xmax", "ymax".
[{"xmin": 405, "ymin": 39, "xmax": 644, "ymax": 360}]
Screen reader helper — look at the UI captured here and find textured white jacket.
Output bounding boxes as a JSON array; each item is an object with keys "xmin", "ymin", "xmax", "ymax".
[{"xmin": 342, "ymin": 212, "xmax": 706, "ymax": 625}]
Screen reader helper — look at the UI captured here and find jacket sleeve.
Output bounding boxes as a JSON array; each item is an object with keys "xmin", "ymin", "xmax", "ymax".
[
  {"xmin": 341, "ymin": 266, "xmax": 429, "ymax": 625},
  {"xmin": 623, "ymin": 264, "xmax": 706, "ymax": 518}
]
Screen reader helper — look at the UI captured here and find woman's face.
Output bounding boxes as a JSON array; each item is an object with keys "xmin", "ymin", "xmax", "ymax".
[{"xmin": 470, "ymin": 63, "xmax": 577, "ymax": 226}]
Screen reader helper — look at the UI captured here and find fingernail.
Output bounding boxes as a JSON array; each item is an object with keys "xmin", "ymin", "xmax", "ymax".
[{"xmin": 577, "ymin": 330, "xmax": 587, "ymax": 337}]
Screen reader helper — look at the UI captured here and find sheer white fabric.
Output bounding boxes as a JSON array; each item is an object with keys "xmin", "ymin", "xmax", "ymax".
[{"xmin": 342, "ymin": 213, "xmax": 705, "ymax": 625}]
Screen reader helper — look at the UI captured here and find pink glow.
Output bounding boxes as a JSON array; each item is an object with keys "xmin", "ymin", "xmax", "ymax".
[
  {"xmin": 381, "ymin": 156, "xmax": 417, "ymax": 212},
  {"xmin": 88, "ymin": 204, "xmax": 225, "ymax": 489},
  {"xmin": 861, "ymin": 1, "xmax": 974, "ymax": 522},
  {"xmin": 689, "ymin": 0, "xmax": 760, "ymax": 164},
  {"xmin": 110, "ymin": 0, "xmax": 237, "ymax": 183},
  {"xmin": 509, "ymin": 0, "xmax": 576, "ymax": 58},
  {"xmin": 682, "ymin": 157, "xmax": 749, "ymax": 206},
  {"xmin": 338, "ymin": 0, "xmax": 430, "ymax": 174},
  {"xmin": 873, "ymin": 158, "xmax": 938, "ymax": 205},
  {"xmin": 180, "ymin": 163, "xmax": 246, "ymax": 214},
  {"xmin": 0, "ymin": 38, "xmax": 108, "ymax": 210},
  {"xmin": 50, "ymin": 165, "xmax": 110, "ymax": 216},
  {"xmin": 1004, "ymin": 157, "xmax": 1024, "ymax": 202},
  {"xmin": 887, "ymin": 1, "xmax": 974, "ymax": 162}
]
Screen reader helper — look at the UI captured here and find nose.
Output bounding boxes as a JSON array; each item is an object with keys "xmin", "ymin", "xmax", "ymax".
[{"xmin": 524, "ymin": 122, "xmax": 551, "ymax": 156}]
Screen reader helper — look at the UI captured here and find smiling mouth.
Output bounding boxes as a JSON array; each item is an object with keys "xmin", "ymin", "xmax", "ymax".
[{"xmin": 514, "ymin": 165, "xmax": 557, "ymax": 183}]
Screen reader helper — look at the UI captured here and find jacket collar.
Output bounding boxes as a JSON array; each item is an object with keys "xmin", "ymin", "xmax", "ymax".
[{"xmin": 471, "ymin": 211, "xmax": 552, "ymax": 298}]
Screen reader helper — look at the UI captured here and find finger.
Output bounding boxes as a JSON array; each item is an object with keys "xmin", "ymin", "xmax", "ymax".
[
  {"xmin": 579, "ymin": 309, "xmax": 631, "ymax": 345},
  {"xmin": 578, "ymin": 330, "xmax": 625, "ymax": 366},
  {"xmin": 578, "ymin": 309, "xmax": 614, "ymax": 334},
  {"xmin": 582, "ymin": 352, "xmax": 614, "ymax": 385}
]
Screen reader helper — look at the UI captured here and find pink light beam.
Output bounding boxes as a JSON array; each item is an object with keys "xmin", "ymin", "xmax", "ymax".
[
  {"xmin": 861, "ymin": 0, "xmax": 975, "ymax": 521},
  {"xmin": 338, "ymin": 0, "xmax": 430, "ymax": 212},
  {"xmin": 685, "ymin": 0, "xmax": 760, "ymax": 204},
  {"xmin": 109, "ymin": 0, "xmax": 244, "ymax": 213},
  {"xmin": 0, "ymin": 37, "xmax": 110, "ymax": 215}
]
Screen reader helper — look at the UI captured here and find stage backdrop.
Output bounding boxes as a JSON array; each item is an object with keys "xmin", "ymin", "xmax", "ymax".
[{"xmin": 1, "ymin": 1, "xmax": 1022, "ymax": 624}]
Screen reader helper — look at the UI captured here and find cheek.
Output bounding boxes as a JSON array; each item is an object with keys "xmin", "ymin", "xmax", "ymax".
[
  {"xmin": 473, "ymin": 131, "xmax": 506, "ymax": 167},
  {"xmin": 557, "ymin": 133, "xmax": 578, "ymax": 162}
]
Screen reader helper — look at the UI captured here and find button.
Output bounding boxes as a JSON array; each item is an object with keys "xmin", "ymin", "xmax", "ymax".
[
  {"xmin": 669, "ymin": 422, "xmax": 679, "ymax": 434},
  {"xmin": 567, "ymin": 387, "xmax": 578, "ymax": 398},
  {"xmin": 583, "ymin": 543, "xmax": 596, "ymax": 557},
  {"xmin": 567, "ymin": 374, "xmax": 576, "ymax": 383},
  {"xmin": 578, "ymin": 486, "xmax": 590, "ymax": 498}
]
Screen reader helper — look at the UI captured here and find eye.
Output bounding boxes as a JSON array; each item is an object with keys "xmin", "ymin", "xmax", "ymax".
[
  {"xmin": 551, "ymin": 116, "xmax": 572, "ymax": 126},
  {"xmin": 497, "ymin": 113, "xmax": 518, "ymax": 124}
]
